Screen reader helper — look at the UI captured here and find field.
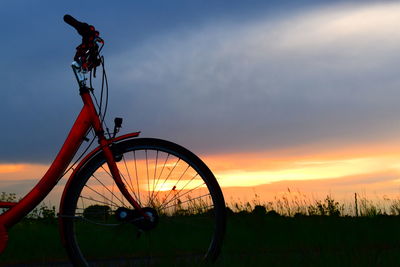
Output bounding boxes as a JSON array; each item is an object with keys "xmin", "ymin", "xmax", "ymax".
[
  {"xmin": 222, "ymin": 214, "xmax": 400, "ymax": 266},
  {"xmin": 2, "ymin": 209, "xmax": 400, "ymax": 266}
]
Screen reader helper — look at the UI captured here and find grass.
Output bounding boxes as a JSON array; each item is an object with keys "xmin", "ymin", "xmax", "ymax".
[
  {"xmin": 229, "ymin": 189, "xmax": 400, "ymax": 217},
  {"xmin": 3, "ymin": 191, "xmax": 400, "ymax": 266},
  {"xmin": 3, "ymin": 215, "xmax": 400, "ymax": 266},
  {"xmin": 219, "ymin": 213, "xmax": 400, "ymax": 266},
  {"xmin": 2, "ymin": 219, "xmax": 67, "ymax": 265}
]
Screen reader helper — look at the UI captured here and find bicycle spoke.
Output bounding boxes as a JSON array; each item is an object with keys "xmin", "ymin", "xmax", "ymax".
[
  {"xmin": 157, "ymin": 164, "xmax": 190, "ymax": 206},
  {"xmin": 111, "ymin": 179, "xmax": 115, "ymax": 208},
  {"xmin": 98, "ymin": 157, "xmax": 140, "ymax": 208},
  {"xmin": 152, "ymin": 150, "xmax": 159, "ymax": 203},
  {"xmin": 83, "ymin": 185, "xmax": 123, "ymax": 208},
  {"xmin": 122, "ymin": 155, "xmax": 138, "ymax": 202},
  {"xmin": 88, "ymin": 173, "xmax": 126, "ymax": 206},
  {"xmin": 133, "ymin": 150, "xmax": 142, "ymax": 206},
  {"xmin": 118, "ymin": 162, "xmax": 140, "ymax": 205},
  {"xmin": 151, "ymin": 153, "xmax": 170, "ymax": 201},
  {"xmin": 145, "ymin": 149, "xmax": 150, "ymax": 203},
  {"xmin": 158, "ymin": 172, "xmax": 200, "ymax": 208},
  {"xmin": 159, "ymin": 181, "xmax": 206, "ymax": 210},
  {"xmin": 79, "ymin": 195, "xmax": 120, "ymax": 209},
  {"xmin": 161, "ymin": 193, "xmax": 212, "ymax": 211},
  {"xmin": 152, "ymin": 157, "xmax": 180, "ymax": 201}
]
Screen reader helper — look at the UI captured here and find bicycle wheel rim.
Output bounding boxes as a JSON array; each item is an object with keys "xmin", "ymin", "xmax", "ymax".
[{"xmin": 61, "ymin": 138, "xmax": 225, "ymax": 266}]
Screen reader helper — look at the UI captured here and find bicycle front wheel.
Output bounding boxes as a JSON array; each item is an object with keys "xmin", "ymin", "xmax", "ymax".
[{"xmin": 61, "ymin": 138, "xmax": 226, "ymax": 266}]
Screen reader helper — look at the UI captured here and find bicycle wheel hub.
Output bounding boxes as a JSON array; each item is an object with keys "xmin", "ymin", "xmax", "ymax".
[{"xmin": 115, "ymin": 207, "xmax": 159, "ymax": 231}]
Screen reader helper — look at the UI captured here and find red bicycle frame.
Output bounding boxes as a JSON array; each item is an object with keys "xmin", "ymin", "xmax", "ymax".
[{"xmin": 0, "ymin": 86, "xmax": 142, "ymax": 252}]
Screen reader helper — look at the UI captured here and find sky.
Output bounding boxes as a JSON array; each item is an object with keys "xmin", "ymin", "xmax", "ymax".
[{"xmin": 2, "ymin": 1, "xmax": 400, "ymax": 206}]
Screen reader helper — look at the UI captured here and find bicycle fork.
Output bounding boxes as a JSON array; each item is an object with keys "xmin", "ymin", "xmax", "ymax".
[
  {"xmin": 99, "ymin": 139, "xmax": 143, "ymax": 211},
  {"xmin": 81, "ymin": 87, "xmax": 146, "ymax": 216}
]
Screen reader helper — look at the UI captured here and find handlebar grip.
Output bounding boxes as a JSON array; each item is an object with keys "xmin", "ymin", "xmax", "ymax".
[
  {"xmin": 63, "ymin": 14, "xmax": 80, "ymax": 28},
  {"xmin": 63, "ymin": 14, "xmax": 90, "ymax": 37}
]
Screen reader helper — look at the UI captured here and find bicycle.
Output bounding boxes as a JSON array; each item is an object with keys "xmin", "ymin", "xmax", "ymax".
[{"xmin": 0, "ymin": 15, "xmax": 226, "ymax": 266}]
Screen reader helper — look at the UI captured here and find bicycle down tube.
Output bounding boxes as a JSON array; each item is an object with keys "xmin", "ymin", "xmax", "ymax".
[{"xmin": 0, "ymin": 86, "xmax": 141, "ymax": 229}]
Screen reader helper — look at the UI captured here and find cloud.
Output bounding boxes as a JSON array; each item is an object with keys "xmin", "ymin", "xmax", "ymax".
[
  {"xmin": 109, "ymin": 2, "xmax": 400, "ymax": 156},
  {"xmin": 1, "ymin": 1, "xmax": 400, "ymax": 163},
  {"xmin": 221, "ymin": 170, "xmax": 400, "ymax": 205}
]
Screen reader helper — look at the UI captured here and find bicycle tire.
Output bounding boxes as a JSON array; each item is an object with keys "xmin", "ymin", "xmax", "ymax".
[{"xmin": 60, "ymin": 138, "xmax": 226, "ymax": 266}]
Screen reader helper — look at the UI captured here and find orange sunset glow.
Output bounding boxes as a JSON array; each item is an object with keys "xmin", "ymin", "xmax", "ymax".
[
  {"xmin": 207, "ymin": 143, "xmax": 400, "ymax": 201},
  {"xmin": 3, "ymin": 141, "xmax": 400, "ymax": 206}
]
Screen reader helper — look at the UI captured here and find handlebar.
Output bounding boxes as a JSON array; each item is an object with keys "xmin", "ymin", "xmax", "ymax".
[
  {"xmin": 63, "ymin": 14, "xmax": 99, "ymax": 43},
  {"xmin": 64, "ymin": 14, "xmax": 103, "ymax": 75},
  {"xmin": 63, "ymin": 15, "xmax": 83, "ymax": 32}
]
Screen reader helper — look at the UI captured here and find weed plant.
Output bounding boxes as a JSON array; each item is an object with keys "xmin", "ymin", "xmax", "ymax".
[
  {"xmin": 227, "ymin": 189, "xmax": 400, "ymax": 217},
  {"xmin": 4, "ymin": 189, "xmax": 400, "ymax": 220}
]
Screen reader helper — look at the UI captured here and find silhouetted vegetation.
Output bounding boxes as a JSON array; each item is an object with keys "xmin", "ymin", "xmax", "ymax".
[
  {"xmin": 83, "ymin": 205, "xmax": 111, "ymax": 220},
  {"xmin": 0, "ymin": 192, "xmax": 56, "ymax": 221},
  {"xmin": 227, "ymin": 190, "xmax": 400, "ymax": 218},
  {"xmin": 4, "ymin": 191, "xmax": 400, "ymax": 265}
]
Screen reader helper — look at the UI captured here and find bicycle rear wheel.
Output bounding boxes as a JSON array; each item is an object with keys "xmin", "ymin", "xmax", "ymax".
[{"xmin": 60, "ymin": 138, "xmax": 226, "ymax": 266}]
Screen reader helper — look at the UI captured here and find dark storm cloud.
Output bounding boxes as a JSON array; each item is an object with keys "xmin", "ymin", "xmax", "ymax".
[
  {"xmin": 0, "ymin": 1, "xmax": 398, "ymax": 163},
  {"xmin": 109, "ymin": 2, "xmax": 400, "ymax": 155},
  {"xmin": 0, "ymin": 0, "xmax": 282, "ymax": 163}
]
